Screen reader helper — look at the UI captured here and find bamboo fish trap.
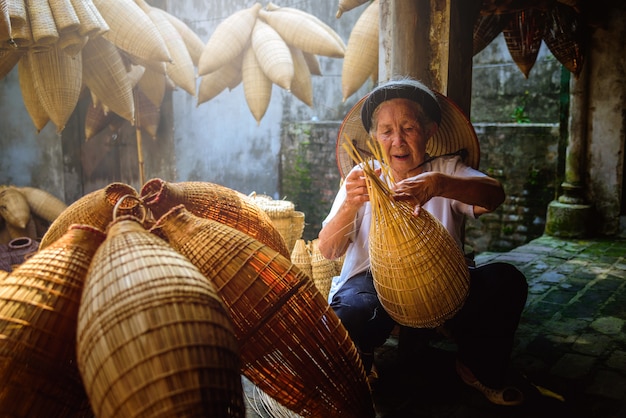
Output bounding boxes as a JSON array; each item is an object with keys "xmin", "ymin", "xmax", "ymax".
[
  {"xmin": 343, "ymin": 139, "xmax": 470, "ymax": 328},
  {"xmin": 140, "ymin": 178, "xmax": 290, "ymax": 258},
  {"xmin": 77, "ymin": 213, "xmax": 244, "ymax": 418},
  {"xmin": 150, "ymin": 205, "xmax": 375, "ymax": 418},
  {"xmin": 0, "ymin": 224, "xmax": 106, "ymax": 417}
]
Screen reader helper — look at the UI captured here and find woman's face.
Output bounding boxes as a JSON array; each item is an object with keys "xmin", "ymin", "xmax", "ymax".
[{"xmin": 373, "ymin": 98, "xmax": 434, "ymax": 180}]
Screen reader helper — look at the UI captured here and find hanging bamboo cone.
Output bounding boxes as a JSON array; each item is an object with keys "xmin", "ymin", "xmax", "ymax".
[
  {"xmin": 288, "ymin": 46, "xmax": 313, "ymax": 107},
  {"xmin": 29, "ymin": 44, "xmax": 82, "ymax": 132},
  {"xmin": 93, "ymin": 0, "xmax": 170, "ymax": 63},
  {"xmin": 0, "ymin": 224, "xmax": 105, "ymax": 417},
  {"xmin": 163, "ymin": 10, "xmax": 205, "ymax": 67},
  {"xmin": 77, "ymin": 216, "xmax": 244, "ymax": 418},
  {"xmin": 48, "ymin": 0, "xmax": 81, "ymax": 34},
  {"xmin": 0, "ymin": 49, "xmax": 23, "ymax": 80},
  {"xmin": 134, "ymin": 88, "xmax": 160, "ymax": 139},
  {"xmin": 342, "ymin": 0, "xmax": 379, "ymax": 101},
  {"xmin": 197, "ymin": 58, "xmax": 242, "ymax": 105},
  {"xmin": 82, "ymin": 35, "xmax": 135, "ymax": 123},
  {"xmin": 58, "ymin": 29, "xmax": 88, "ymax": 56},
  {"xmin": 8, "ymin": 0, "xmax": 32, "ymax": 48},
  {"xmin": 258, "ymin": 8, "xmax": 345, "ymax": 58},
  {"xmin": 139, "ymin": 178, "xmax": 290, "ymax": 259},
  {"xmin": 336, "ymin": 0, "xmax": 370, "ymax": 18},
  {"xmin": 242, "ymin": 45, "xmax": 272, "ymax": 124},
  {"xmin": 25, "ymin": 0, "xmax": 59, "ymax": 46},
  {"xmin": 544, "ymin": 2, "xmax": 585, "ymax": 78},
  {"xmin": 70, "ymin": 0, "xmax": 108, "ymax": 38},
  {"xmin": 150, "ymin": 205, "xmax": 375, "ymax": 418},
  {"xmin": 18, "ymin": 54, "xmax": 50, "ymax": 132},
  {"xmin": 137, "ymin": 67, "xmax": 167, "ymax": 107},
  {"xmin": 198, "ymin": 2, "xmax": 262, "ymax": 75},
  {"xmin": 503, "ymin": 8, "xmax": 546, "ymax": 78},
  {"xmin": 39, "ymin": 182, "xmax": 141, "ymax": 249},
  {"xmin": 84, "ymin": 98, "xmax": 113, "ymax": 140},
  {"xmin": 251, "ymin": 19, "xmax": 294, "ymax": 90},
  {"xmin": 0, "ymin": 0, "xmax": 11, "ymax": 41}
]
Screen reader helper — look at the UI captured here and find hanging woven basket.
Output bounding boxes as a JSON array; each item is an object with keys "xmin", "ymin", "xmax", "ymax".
[
  {"xmin": 242, "ymin": 45, "xmax": 273, "ymax": 124},
  {"xmin": 77, "ymin": 215, "xmax": 244, "ymax": 418},
  {"xmin": 140, "ymin": 178, "xmax": 290, "ymax": 258},
  {"xmin": 0, "ymin": 224, "xmax": 105, "ymax": 417},
  {"xmin": 150, "ymin": 205, "xmax": 375, "ymax": 418}
]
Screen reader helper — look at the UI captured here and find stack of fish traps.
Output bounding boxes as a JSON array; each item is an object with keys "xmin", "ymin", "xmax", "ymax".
[
  {"xmin": 290, "ymin": 238, "xmax": 344, "ymax": 301},
  {"xmin": 0, "ymin": 179, "xmax": 375, "ymax": 418}
]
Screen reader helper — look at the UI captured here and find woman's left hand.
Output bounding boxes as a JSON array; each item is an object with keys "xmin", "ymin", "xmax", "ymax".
[{"xmin": 392, "ymin": 172, "xmax": 443, "ymax": 216}]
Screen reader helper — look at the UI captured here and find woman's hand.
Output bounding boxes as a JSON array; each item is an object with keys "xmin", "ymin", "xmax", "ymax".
[
  {"xmin": 392, "ymin": 172, "xmax": 443, "ymax": 216},
  {"xmin": 343, "ymin": 167, "xmax": 380, "ymax": 209}
]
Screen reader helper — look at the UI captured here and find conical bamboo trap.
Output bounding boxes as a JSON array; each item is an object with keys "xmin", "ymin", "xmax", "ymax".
[
  {"xmin": 343, "ymin": 139, "xmax": 470, "ymax": 328},
  {"xmin": 0, "ymin": 224, "xmax": 106, "ymax": 417},
  {"xmin": 150, "ymin": 205, "xmax": 375, "ymax": 418},
  {"xmin": 39, "ymin": 182, "xmax": 141, "ymax": 249},
  {"xmin": 139, "ymin": 178, "xmax": 290, "ymax": 259},
  {"xmin": 77, "ymin": 214, "xmax": 244, "ymax": 418}
]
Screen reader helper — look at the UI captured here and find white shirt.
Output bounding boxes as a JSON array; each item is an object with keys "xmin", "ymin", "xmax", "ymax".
[{"xmin": 322, "ymin": 155, "xmax": 484, "ymax": 302}]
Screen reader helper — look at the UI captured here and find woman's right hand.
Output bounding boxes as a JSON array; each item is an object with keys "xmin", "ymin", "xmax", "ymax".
[{"xmin": 343, "ymin": 167, "xmax": 378, "ymax": 209}]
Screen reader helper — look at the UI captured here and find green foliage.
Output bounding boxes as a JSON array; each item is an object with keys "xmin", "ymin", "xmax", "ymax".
[{"xmin": 511, "ymin": 90, "xmax": 531, "ymax": 123}]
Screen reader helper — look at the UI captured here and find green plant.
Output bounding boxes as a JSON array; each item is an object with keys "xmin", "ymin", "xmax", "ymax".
[{"xmin": 511, "ymin": 91, "xmax": 531, "ymax": 123}]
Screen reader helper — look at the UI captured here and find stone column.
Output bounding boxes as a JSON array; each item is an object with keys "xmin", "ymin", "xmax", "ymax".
[{"xmin": 545, "ymin": 59, "xmax": 592, "ymax": 237}]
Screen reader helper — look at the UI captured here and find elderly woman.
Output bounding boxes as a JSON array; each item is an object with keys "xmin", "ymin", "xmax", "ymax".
[{"xmin": 318, "ymin": 78, "xmax": 528, "ymax": 406}]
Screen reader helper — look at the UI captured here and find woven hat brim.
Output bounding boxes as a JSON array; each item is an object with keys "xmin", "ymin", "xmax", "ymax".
[{"xmin": 336, "ymin": 92, "xmax": 480, "ymax": 179}]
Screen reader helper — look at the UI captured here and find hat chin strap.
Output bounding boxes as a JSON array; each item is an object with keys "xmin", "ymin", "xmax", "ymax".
[{"xmin": 416, "ymin": 148, "xmax": 469, "ymax": 169}]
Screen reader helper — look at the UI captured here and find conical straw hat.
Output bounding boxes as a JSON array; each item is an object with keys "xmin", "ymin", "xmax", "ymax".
[
  {"xmin": 342, "ymin": 0, "xmax": 378, "ymax": 101},
  {"xmin": 77, "ymin": 215, "xmax": 244, "ymax": 418},
  {"xmin": 150, "ymin": 205, "xmax": 375, "ymax": 418},
  {"xmin": 49, "ymin": 0, "xmax": 81, "ymax": 34},
  {"xmin": 82, "ymin": 35, "xmax": 135, "ymax": 123},
  {"xmin": 198, "ymin": 3, "xmax": 261, "ymax": 76},
  {"xmin": 39, "ymin": 182, "xmax": 141, "ymax": 249},
  {"xmin": 29, "ymin": 45, "xmax": 82, "ymax": 132},
  {"xmin": 140, "ymin": 178, "xmax": 290, "ymax": 259},
  {"xmin": 18, "ymin": 54, "xmax": 50, "ymax": 132},
  {"xmin": 0, "ymin": 224, "xmax": 105, "ymax": 417},
  {"xmin": 336, "ymin": 84, "xmax": 480, "ymax": 179}
]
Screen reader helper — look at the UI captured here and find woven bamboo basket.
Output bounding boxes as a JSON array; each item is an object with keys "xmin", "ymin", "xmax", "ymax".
[
  {"xmin": 290, "ymin": 239, "xmax": 312, "ymax": 279},
  {"xmin": 473, "ymin": 13, "xmax": 512, "ymax": 56},
  {"xmin": 29, "ymin": 44, "xmax": 82, "ymax": 132},
  {"xmin": 145, "ymin": 6, "xmax": 196, "ymax": 96},
  {"xmin": 135, "ymin": 88, "xmax": 160, "ymax": 139},
  {"xmin": 0, "ymin": 270, "xmax": 8, "ymax": 280},
  {"xmin": 137, "ymin": 68, "xmax": 167, "ymax": 107},
  {"xmin": 290, "ymin": 211, "xmax": 306, "ymax": 251},
  {"xmin": 258, "ymin": 9, "xmax": 344, "ymax": 58},
  {"xmin": 7, "ymin": 0, "xmax": 28, "ymax": 46},
  {"xmin": 93, "ymin": 0, "xmax": 171, "ymax": 63},
  {"xmin": 288, "ymin": 46, "xmax": 313, "ymax": 107},
  {"xmin": 150, "ymin": 204, "xmax": 375, "ymax": 417},
  {"xmin": 16, "ymin": 186, "xmax": 67, "ymax": 223},
  {"xmin": 49, "ymin": 0, "xmax": 81, "ymax": 34},
  {"xmin": 248, "ymin": 193, "xmax": 297, "ymax": 251},
  {"xmin": 251, "ymin": 19, "xmax": 294, "ymax": 90},
  {"xmin": 336, "ymin": 0, "xmax": 369, "ymax": 18},
  {"xmin": 40, "ymin": 182, "xmax": 141, "ymax": 249},
  {"xmin": 140, "ymin": 178, "xmax": 290, "ymax": 258},
  {"xmin": 0, "ymin": 186, "xmax": 31, "ymax": 229},
  {"xmin": 197, "ymin": 59, "xmax": 242, "ymax": 104},
  {"xmin": 544, "ymin": 2, "xmax": 585, "ymax": 78},
  {"xmin": 242, "ymin": 45, "xmax": 273, "ymax": 124},
  {"xmin": 265, "ymin": 3, "xmax": 346, "ymax": 53},
  {"xmin": 342, "ymin": 0, "xmax": 378, "ymax": 101},
  {"xmin": 77, "ymin": 215, "xmax": 244, "ymax": 418},
  {"xmin": 0, "ymin": 224, "xmax": 105, "ymax": 417},
  {"xmin": 0, "ymin": 0, "xmax": 10, "ymax": 41},
  {"xmin": 309, "ymin": 238, "xmax": 336, "ymax": 299},
  {"xmin": 345, "ymin": 142, "xmax": 470, "ymax": 328},
  {"xmin": 5, "ymin": 236, "xmax": 39, "ymax": 267},
  {"xmin": 26, "ymin": 0, "xmax": 59, "ymax": 46},
  {"xmin": 503, "ymin": 8, "xmax": 546, "ymax": 78},
  {"xmin": 70, "ymin": 0, "xmax": 108, "ymax": 38},
  {"xmin": 0, "ymin": 49, "xmax": 24, "ymax": 80},
  {"xmin": 163, "ymin": 10, "xmax": 204, "ymax": 67},
  {"xmin": 82, "ymin": 35, "xmax": 135, "ymax": 123},
  {"xmin": 198, "ymin": 3, "xmax": 261, "ymax": 76},
  {"xmin": 18, "ymin": 54, "xmax": 50, "ymax": 133}
]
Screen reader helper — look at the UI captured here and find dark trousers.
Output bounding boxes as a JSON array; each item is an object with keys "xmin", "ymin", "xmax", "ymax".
[{"xmin": 329, "ymin": 262, "xmax": 528, "ymax": 388}]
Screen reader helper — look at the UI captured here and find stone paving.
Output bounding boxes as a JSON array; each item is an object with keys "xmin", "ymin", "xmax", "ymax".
[{"xmin": 245, "ymin": 235, "xmax": 626, "ymax": 417}]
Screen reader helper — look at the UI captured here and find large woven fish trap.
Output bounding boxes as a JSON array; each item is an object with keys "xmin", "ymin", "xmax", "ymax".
[
  {"xmin": 345, "ymin": 141, "xmax": 470, "ymax": 328},
  {"xmin": 140, "ymin": 178, "xmax": 290, "ymax": 259},
  {"xmin": 77, "ymin": 214, "xmax": 244, "ymax": 418},
  {"xmin": 39, "ymin": 182, "xmax": 141, "ymax": 249},
  {"xmin": 151, "ymin": 205, "xmax": 375, "ymax": 418},
  {"xmin": 0, "ymin": 224, "xmax": 106, "ymax": 417}
]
